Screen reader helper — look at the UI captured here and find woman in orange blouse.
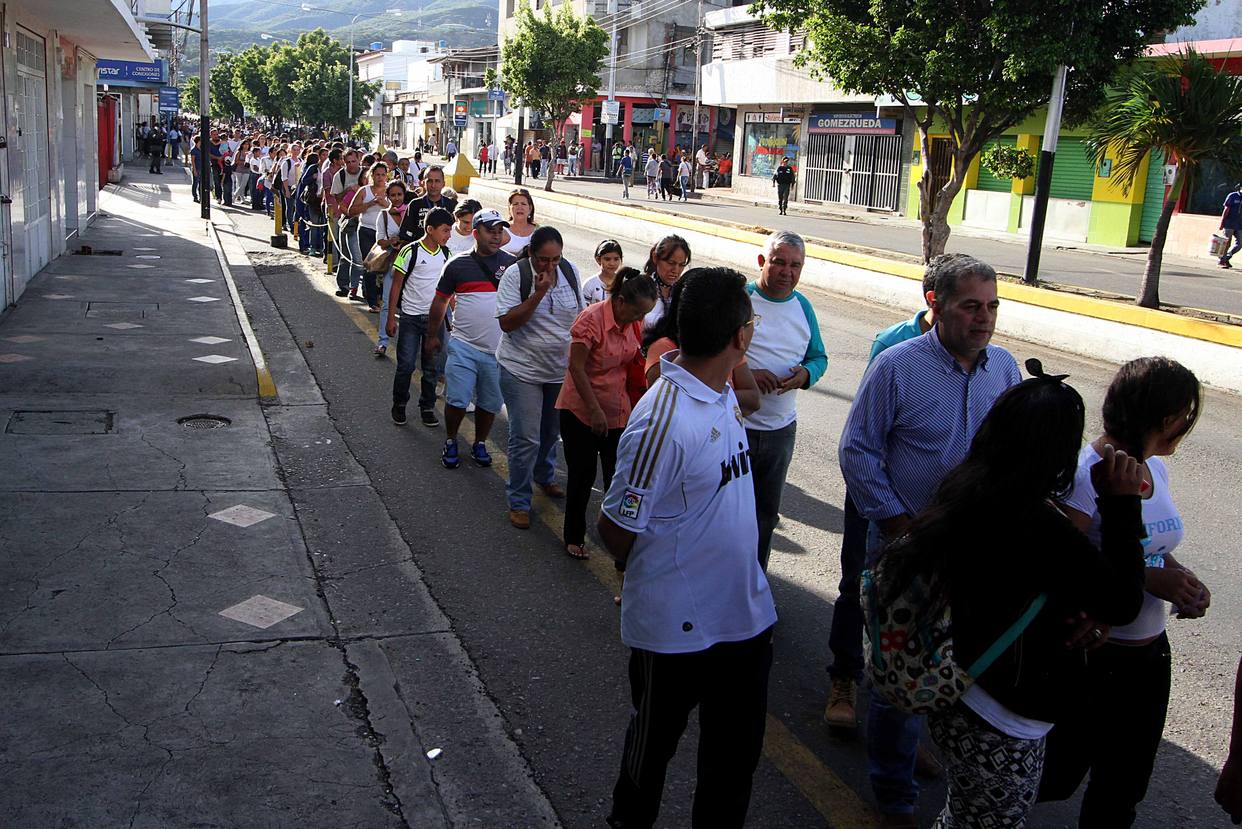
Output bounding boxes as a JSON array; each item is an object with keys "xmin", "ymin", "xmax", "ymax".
[{"xmin": 555, "ymin": 269, "xmax": 659, "ymax": 559}]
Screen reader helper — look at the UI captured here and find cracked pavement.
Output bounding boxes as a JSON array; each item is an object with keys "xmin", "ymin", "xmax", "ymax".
[{"xmin": 0, "ymin": 167, "xmax": 558, "ymax": 828}]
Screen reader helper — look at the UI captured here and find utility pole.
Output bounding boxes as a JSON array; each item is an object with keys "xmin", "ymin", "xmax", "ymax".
[
  {"xmin": 199, "ymin": 0, "xmax": 211, "ymax": 220},
  {"xmin": 605, "ymin": 0, "xmax": 618, "ymax": 174},
  {"xmin": 1022, "ymin": 65, "xmax": 1067, "ymax": 285},
  {"xmin": 347, "ymin": 14, "xmax": 361, "ymax": 127},
  {"xmin": 514, "ymin": 107, "xmax": 525, "ymax": 185},
  {"xmin": 690, "ymin": 0, "xmax": 703, "ymax": 186}
]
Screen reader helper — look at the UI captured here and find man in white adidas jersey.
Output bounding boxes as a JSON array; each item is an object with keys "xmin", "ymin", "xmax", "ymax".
[{"xmin": 598, "ymin": 267, "xmax": 777, "ymax": 829}]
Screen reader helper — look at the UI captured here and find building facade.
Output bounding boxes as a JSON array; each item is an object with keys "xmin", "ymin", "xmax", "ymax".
[{"xmin": 1, "ymin": 1, "xmax": 155, "ymax": 309}]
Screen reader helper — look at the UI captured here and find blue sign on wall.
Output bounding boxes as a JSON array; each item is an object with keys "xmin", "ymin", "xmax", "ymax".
[
  {"xmin": 97, "ymin": 59, "xmax": 166, "ymax": 87},
  {"xmin": 159, "ymin": 87, "xmax": 180, "ymax": 112}
]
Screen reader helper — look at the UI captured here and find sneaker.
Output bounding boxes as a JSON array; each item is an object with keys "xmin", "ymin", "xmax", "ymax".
[
  {"xmin": 823, "ymin": 677, "xmax": 857, "ymax": 730},
  {"xmin": 391, "ymin": 404, "xmax": 407, "ymax": 425},
  {"xmin": 335, "ymin": 289, "xmax": 349, "ymax": 297},
  {"xmin": 1221, "ymin": 260, "xmax": 1233, "ymax": 269},
  {"xmin": 471, "ymin": 441, "xmax": 492, "ymax": 467},
  {"xmin": 508, "ymin": 509, "xmax": 531, "ymax": 529},
  {"xmin": 441, "ymin": 440, "xmax": 460, "ymax": 469},
  {"xmin": 420, "ymin": 408, "xmax": 440, "ymax": 427}
]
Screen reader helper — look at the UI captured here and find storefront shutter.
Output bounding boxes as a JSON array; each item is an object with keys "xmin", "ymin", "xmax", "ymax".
[
  {"xmin": 1139, "ymin": 149, "xmax": 1167, "ymax": 243},
  {"xmin": 975, "ymin": 137, "xmax": 1016, "ymax": 193},
  {"xmin": 1047, "ymin": 137, "xmax": 1095, "ymax": 201}
]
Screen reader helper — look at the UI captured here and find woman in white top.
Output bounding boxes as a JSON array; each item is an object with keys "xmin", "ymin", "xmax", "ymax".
[
  {"xmin": 639, "ymin": 235, "xmax": 691, "ymax": 331},
  {"xmin": 247, "ymin": 147, "xmax": 264, "ymax": 212},
  {"xmin": 677, "ymin": 154, "xmax": 693, "ymax": 201},
  {"xmin": 1040, "ymin": 356, "xmax": 1208, "ymax": 824},
  {"xmin": 494, "ymin": 226, "xmax": 584, "ymax": 528},
  {"xmin": 500, "ymin": 188, "xmax": 537, "ymax": 255},
  {"xmin": 373, "ymin": 179, "xmax": 409, "ymax": 356},
  {"xmin": 261, "ymin": 149, "xmax": 281, "ymax": 216},
  {"xmin": 347, "ymin": 161, "xmax": 392, "ymax": 312},
  {"xmin": 580, "ymin": 239, "xmax": 623, "ymax": 305},
  {"xmin": 447, "ymin": 199, "xmax": 481, "ymax": 255}
]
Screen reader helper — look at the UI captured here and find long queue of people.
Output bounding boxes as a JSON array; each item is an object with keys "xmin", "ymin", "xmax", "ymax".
[{"xmin": 187, "ymin": 128, "xmax": 1241, "ymax": 829}]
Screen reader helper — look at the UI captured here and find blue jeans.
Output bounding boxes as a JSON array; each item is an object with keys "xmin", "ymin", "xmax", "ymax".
[
  {"xmin": 679, "ymin": 174, "xmax": 690, "ymax": 200},
  {"xmin": 376, "ymin": 269, "xmax": 394, "ymax": 348},
  {"xmin": 392, "ymin": 314, "xmax": 442, "ymax": 411},
  {"xmin": 335, "ymin": 221, "xmax": 361, "ymax": 293},
  {"xmin": 827, "ymin": 489, "xmax": 868, "ymax": 682},
  {"xmin": 865, "ymin": 520, "xmax": 923, "ymax": 816},
  {"xmin": 499, "ymin": 365, "xmax": 561, "ymax": 512},
  {"xmin": 746, "ymin": 422, "xmax": 797, "ymax": 572}
]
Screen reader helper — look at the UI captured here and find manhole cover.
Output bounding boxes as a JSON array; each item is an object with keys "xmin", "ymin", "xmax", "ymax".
[
  {"xmin": 6, "ymin": 410, "xmax": 116, "ymax": 435},
  {"xmin": 178, "ymin": 414, "xmax": 231, "ymax": 430}
]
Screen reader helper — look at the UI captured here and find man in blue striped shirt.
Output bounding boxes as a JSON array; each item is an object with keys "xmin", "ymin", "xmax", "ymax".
[{"xmin": 838, "ymin": 254, "xmax": 1022, "ymax": 827}]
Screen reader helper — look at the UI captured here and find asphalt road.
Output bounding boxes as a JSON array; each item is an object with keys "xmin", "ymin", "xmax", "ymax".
[
  {"xmin": 223, "ymin": 199, "xmax": 1239, "ymax": 828},
  {"xmin": 494, "ymin": 172, "xmax": 1242, "ymax": 318}
]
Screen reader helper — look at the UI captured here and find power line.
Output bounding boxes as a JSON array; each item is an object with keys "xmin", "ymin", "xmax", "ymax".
[{"xmin": 593, "ymin": 0, "xmax": 696, "ymax": 29}]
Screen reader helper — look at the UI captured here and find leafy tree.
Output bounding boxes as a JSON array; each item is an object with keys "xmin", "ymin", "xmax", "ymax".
[
  {"xmin": 180, "ymin": 75, "xmax": 200, "ymax": 114},
  {"xmin": 1087, "ymin": 49, "xmax": 1242, "ymax": 309},
  {"xmin": 283, "ymin": 29, "xmax": 379, "ymax": 129},
  {"xmin": 232, "ymin": 45, "xmax": 284, "ymax": 128},
  {"xmin": 753, "ymin": 0, "xmax": 1203, "ymax": 262},
  {"xmin": 208, "ymin": 51, "xmax": 245, "ymax": 120},
  {"xmin": 492, "ymin": 2, "xmax": 608, "ymax": 190},
  {"xmin": 351, "ymin": 120, "xmax": 375, "ymax": 147}
]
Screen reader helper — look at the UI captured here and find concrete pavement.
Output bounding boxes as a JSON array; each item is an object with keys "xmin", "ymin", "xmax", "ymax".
[{"xmin": 0, "ymin": 165, "xmax": 558, "ymax": 828}]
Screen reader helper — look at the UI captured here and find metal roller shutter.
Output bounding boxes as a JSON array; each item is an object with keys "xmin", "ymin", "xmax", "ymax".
[
  {"xmin": 1047, "ymin": 137, "xmax": 1095, "ymax": 201},
  {"xmin": 975, "ymin": 137, "xmax": 1016, "ymax": 193},
  {"xmin": 1139, "ymin": 149, "xmax": 1167, "ymax": 243}
]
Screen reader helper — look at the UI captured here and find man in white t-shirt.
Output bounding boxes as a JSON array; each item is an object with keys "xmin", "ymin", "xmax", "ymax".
[
  {"xmin": 598, "ymin": 266, "xmax": 776, "ymax": 829},
  {"xmin": 280, "ymin": 142, "xmax": 304, "ymax": 233},
  {"xmin": 743, "ymin": 229, "xmax": 827, "ymax": 571}
]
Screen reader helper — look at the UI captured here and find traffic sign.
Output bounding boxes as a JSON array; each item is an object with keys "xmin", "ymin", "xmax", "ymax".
[
  {"xmin": 601, "ymin": 100, "xmax": 620, "ymax": 125},
  {"xmin": 487, "ymin": 88, "xmax": 506, "ymax": 101}
]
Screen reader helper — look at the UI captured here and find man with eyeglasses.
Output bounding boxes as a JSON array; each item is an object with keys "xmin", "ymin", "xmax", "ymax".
[{"xmin": 743, "ymin": 229, "xmax": 827, "ymax": 572}]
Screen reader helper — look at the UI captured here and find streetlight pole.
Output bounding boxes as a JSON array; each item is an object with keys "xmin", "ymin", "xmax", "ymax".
[
  {"xmin": 1022, "ymin": 65, "xmax": 1068, "ymax": 286},
  {"xmin": 199, "ymin": 0, "xmax": 210, "ymax": 220},
  {"xmin": 605, "ymin": 0, "xmax": 618, "ymax": 173},
  {"xmin": 690, "ymin": 0, "xmax": 703, "ymax": 186},
  {"xmin": 348, "ymin": 14, "xmax": 361, "ymax": 126}
]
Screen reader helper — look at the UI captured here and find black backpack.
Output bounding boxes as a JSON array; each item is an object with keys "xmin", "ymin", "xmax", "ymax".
[
  {"xmin": 517, "ymin": 257, "xmax": 581, "ymax": 305},
  {"xmin": 396, "ymin": 242, "xmax": 451, "ymax": 309}
]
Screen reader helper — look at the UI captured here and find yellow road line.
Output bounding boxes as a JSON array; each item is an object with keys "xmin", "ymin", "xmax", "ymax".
[
  {"xmin": 208, "ymin": 220, "xmax": 279, "ymax": 400},
  {"xmin": 255, "ymin": 236, "xmax": 876, "ymax": 827}
]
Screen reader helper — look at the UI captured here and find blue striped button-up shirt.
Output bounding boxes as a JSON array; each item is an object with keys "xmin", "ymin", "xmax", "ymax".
[{"xmin": 839, "ymin": 326, "xmax": 1022, "ymax": 522}]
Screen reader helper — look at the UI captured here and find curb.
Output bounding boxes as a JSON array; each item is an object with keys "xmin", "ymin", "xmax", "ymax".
[{"xmin": 206, "ymin": 214, "xmax": 279, "ymax": 401}]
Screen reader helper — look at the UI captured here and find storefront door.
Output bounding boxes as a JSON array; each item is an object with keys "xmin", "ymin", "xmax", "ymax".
[
  {"xmin": 15, "ymin": 28, "xmax": 51, "ymax": 286},
  {"xmin": 804, "ymin": 133, "xmax": 902, "ymax": 210}
]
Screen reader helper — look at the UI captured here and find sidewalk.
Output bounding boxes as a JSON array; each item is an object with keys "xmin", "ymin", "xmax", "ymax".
[
  {"xmin": 482, "ymin": 170, "xmax": 1242, "ymax": 317},
  {"xmin": 0, "ymin": 163, "xmax": 558, "ymax": 827}
]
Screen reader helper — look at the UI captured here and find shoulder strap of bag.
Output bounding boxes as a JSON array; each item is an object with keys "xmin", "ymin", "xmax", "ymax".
[
  {"xmin": 518, "ymin": 258, "xmax": 580, "ymax": 304},
  {"xmin": 965, "ymin": 593, "xmax": 1048, "ymax": 678},
  {"xmin": 469, "ymin": 252, "xmax": 497, "ymax": 283}
]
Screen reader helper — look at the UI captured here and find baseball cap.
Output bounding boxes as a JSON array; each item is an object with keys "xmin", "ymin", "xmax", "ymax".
[{"xmin": 472, "ymin": 209, "xmax": 510, "ymax": 229}]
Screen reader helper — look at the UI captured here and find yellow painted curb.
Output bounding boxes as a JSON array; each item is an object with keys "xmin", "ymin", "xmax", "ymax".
[{"xmin": 472, "ymin": 181, "xmax": 1242, "ymax": 350}]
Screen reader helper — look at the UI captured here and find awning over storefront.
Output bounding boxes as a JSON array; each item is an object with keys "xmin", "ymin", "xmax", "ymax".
[{"xmin": 41, "ymin": 0, "xmax": 155, "ymax": 62}]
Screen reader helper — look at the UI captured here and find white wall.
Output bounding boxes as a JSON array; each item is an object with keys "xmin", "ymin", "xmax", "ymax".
[
  {"xmin": 963, "ymin": 190, "xmax": 1010, "ymax": 231},
  {"xmin": 1166, "ymin": 0, "xmax": 1242, "ymax": 41},
  {"xmin": 1018, "ymin": 195, "xmax": 1091, "ymax": 243},
  {"xmin": 702, "ymin": 56, "xmax": 873, "ymax": 107}
]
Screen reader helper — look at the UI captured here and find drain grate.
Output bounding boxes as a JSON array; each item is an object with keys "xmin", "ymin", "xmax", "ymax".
[
  {"xmin": 178, "ymin": 414, "xmax": 232, "ymax": 430},
  {"xmin": 6, "ymin": 410, "xmax": 116, "ymax": 435}
]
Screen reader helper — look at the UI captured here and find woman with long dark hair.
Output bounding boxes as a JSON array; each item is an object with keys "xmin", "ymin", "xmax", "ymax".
[
  {"xmin": 877, "ymin": 368, "xmax": 1148, "ymax": 828},
  {"xmin": 1039, "ymin": 357, "xmax": 1208, "ymax": 826}
]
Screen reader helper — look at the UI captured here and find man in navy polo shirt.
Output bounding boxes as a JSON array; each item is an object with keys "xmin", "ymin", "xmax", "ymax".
[
  {"xmin": 1219, "ymin": 182, "xmax": 1242, "ymax": 268},
  {"xmin": 599, "ymin": 267, "xmax": 777, "ymax": 829}
]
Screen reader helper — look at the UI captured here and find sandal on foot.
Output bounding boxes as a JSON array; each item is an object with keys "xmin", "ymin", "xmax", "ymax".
[{"xmin": 565, "ymin": 544, "xmax": 588, "ymax": 560}]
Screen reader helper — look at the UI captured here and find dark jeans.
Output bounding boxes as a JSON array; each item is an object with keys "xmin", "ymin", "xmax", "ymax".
[
  {"xmin": 1038, "ymin": 632, "xmax": 1172, "ymax": 827},
  {"xmin": 608, "ymin": 628, "xmax": 774, "ymax": 829},
  {"xmin": 251, "ymin": 176, "xmax": 264, "ymax": 211},
  {"xmin": 357, "ymin": 226, "xmax": 379, "ymax": 306},
  {"xmin": 777, "ymin": 183, "xmax": 791, "ymax": 212},
  {"xmin": 746, "ymin": 422, "xmax": 797, "ymax": 571},
  {"xmin": 826, "ymin": 489, "xmax": 868, "ymax": 682},
  {"xmin": 191, "ymin": 175, "xmax": 200, "ymax": 202},
  {"xmin": 220, "ymin": 164, "xmax": 234, "ymax": 205},
  {"xmin": 212, "ymin": 165, "xmax": 223, "ymax": 201},
  {"xmin": 392, "ymin": 313, "xmax": 442, "ymax": 412},
  {"xmin": 149, "ymin": 151, "xmax": 162, "ymax": 173},
  {"xmin": 559, "ymin": 409, "xmax": 622, "ymax": 547}
]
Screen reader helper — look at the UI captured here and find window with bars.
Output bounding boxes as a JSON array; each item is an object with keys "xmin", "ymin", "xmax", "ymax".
[{"xmin": 17, "ymin": 30, "xmax": 46, "ymax": 74}]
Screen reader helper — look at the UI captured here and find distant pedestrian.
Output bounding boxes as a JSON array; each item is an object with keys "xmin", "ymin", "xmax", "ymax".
[
  {"xmin": 479, "ymin": 142, "xmax": 490, "ymax": 175},
  {"xmin": 658, "ymin": 155, "xmax": 674, "ymax": 201},
  {"xmin": 1218, "ymin": 182, "xmax": 1242, "ymax": 268},
  {"xmin": 619, "ymin": 150, "xmax": 635, "ymax": 199},
  {"xmin": 773, "ymin": 157, "xmax": 795, "ymax": 215},
  {"xmin": 167, "ymin": 126, "xmax": 182, "ymax": 162},
  {"xmin": 147, "ymin": 126, "xmax": 166, "ymax": 174},
  {"xmin": 599, "ymin": 266, "xmax": 776, "ymax": 829},
  {"xmin": 644, "ymin": 151, "xmax": 659, "ymax": 199},
  {"xmin": 677, "ymin": 153, "xmax": 692, "ymax": 201},
  {"xmin": 190, "ymin": 136, "xmax": 203, "ymax": 203}
]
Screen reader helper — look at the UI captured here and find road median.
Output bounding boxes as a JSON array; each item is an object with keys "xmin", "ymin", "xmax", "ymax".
[{"xmin": 469, "ymin": 178, "xmax": 1242, "ymax": 394}]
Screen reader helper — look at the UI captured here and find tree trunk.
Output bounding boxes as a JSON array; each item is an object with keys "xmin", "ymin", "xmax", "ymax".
[
  {"xmin": 916, "ymin": 125, "xmax": 936, "ymax": 263},
  {"xmin": 545, "ymin": 155, "xmax": 556, "ymax": 191},
  {"xmin": 1139, "ymin": 163, "xmax": 1184, "ymax": 309},
  {"xmin": 921, "ymin": 148, "xmax": 973, "ymax": 261}
]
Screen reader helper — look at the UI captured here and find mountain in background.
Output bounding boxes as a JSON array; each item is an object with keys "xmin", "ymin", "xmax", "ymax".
[{"xmin": 175, "ymin": 0, "xmax": 497, "ymax": 79}]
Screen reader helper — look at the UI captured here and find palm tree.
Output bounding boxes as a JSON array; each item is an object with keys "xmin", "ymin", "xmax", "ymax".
[{"xmin": 1087, "ymin": 49, "xmax": 1242, "ymax": 308}]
